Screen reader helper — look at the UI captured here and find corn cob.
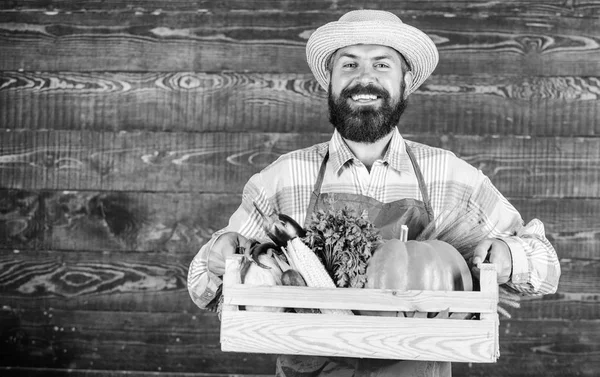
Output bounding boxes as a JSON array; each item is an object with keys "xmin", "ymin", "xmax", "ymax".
[{"xmin": 285, "ymin": 238, "xmax": 353, "ymax": 316}]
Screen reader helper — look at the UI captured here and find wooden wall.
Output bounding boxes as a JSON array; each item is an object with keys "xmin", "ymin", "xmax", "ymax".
[{"xmin": 0, "ymin": 1, "xmax": 598, "ymax": 376}]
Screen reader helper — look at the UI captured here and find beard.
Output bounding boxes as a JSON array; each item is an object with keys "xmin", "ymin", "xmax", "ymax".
[{"xmin": 328, "ymin": 82, "xmax": 407, "ymax": 143}]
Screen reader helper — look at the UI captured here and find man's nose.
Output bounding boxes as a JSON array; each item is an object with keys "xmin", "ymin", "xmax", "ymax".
[{"xmin": 355, "ymin": 66, "xmax": 376, "ymax": 84}]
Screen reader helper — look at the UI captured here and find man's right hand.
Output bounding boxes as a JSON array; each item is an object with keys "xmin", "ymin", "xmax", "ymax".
[{"xmin": 206, "ymin": 232, "xmax": 250, "ymax": 276}]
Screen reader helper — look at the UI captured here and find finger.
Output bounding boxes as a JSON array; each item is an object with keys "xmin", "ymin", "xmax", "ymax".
[
  {"xmin": 489, "ymin": 254, "xmax": 506, "ymax": 283},
  {"xmin": 472, "ymin": 239, "xmax": 493, "ymax": 267},
  {"xmin": 214, "ymin": 232, "xmax": 238, "ymax": 248},
  {"xmin": 237, "ymin": 233, "xmax": 251, "ymax": 250},
  {"xmin": 470, "ymin": 265, "xmax": 480, "ymax": 281},
  {"xmin": 488, "ymin": 251, "xmax": 507, "ymax": 270},
  {"xmin": 212, "ymin": 233, "xmax": 245, "ymax": 261},
  {"xmin": 488, "ymin": 241, "xmax": 512, "ymax": 284}
]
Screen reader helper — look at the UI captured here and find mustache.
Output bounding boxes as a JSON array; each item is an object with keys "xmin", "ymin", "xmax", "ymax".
[{"xmin": 341, "ymin": 84, "xmax": 390, "ymax": 100}]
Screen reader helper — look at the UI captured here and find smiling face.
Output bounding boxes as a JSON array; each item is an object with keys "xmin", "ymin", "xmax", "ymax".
[{"xmin": 327, "ymin": 44, "xmax": 411, "ymax": 143}]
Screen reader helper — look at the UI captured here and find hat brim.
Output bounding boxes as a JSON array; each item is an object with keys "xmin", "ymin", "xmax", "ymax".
[{"xmin": 306, "ymin": 20, "xmax": 439, "ymax": 96}]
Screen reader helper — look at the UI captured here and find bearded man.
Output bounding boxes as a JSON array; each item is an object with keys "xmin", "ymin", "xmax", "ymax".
[{"xmin": 187, "ymin": 9, "xmax": 560, "ymax": 377}]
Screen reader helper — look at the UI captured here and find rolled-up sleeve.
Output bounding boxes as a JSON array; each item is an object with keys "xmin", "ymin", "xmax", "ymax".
[
  {"xmin": 187, "ymin": 172, "xmax": 274, "ymax": 310},
  {"xmin": 501, "ymin": 218, "xmax": 561, "ymax": 295},
  {"xmin": 187, "ymin": 237, "xmax": 225, "ymax": 309},
  {"xmin": 471, "ymin": 175, "xmax": 561, "ymax": 296}
]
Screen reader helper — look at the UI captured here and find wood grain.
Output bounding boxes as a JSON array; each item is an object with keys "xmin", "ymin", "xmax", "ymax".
[
  {"xmin": 0, "ymin": 306, "xmax": 275, "ymax": 373},
  {"xmin": 221, "ymin": 311, "xmax": 498, "ymax": 363},
  {"xmin": 221, "ymin": 257, "xmax": 499, "ymax": 362},
  {"xmin": 0, "ymin": 11, "xmax": 598, "ymax": 75},
  {"xmin": 2, "ymin": 72, "xmax": 599, "ymax": 136},
  {"xmin": 524, "ymin": 198, "xmax": 600, "ymax": 260},
  {"xmin": 2, "ymin": 288, "xmax": 199, "ymax": 313},
  {"xmin": 2, "ymin": 0, "xmax": 600, "ymax": 15},
  {"xmin": 462, "ymin": 319, "xmax": 600, "ymax": 377},
  {"xmin": 225, "ymin": 284, "xmax": 498, "ymax": 313},
  {"xmin": 555, "ymin": 259, "xmax": 600, "ymax": 294},
  {"xmin": 0, "ymin": 369, "xmax": 273, "ymax": 377},
  {"xmin": 515, "ymin": 292, "xmax": 600, "ymax": 320},
  {"xmin": 0, "ymin": 1, "xmax": 597, "ymax": 376},
  {"xmin": 0, "ymin": 190, "xmax": 597, "ymax": 259},
  {"xmin": 0, "ymin": 249, "xmax": 597, "ymax": 318},
  {"xmin": 0, "ymin": 250, "xmax": 189, "ymax": 302},
  {"xmin": 1, "ymin": 131, "xmax": 599, "ymax": 198},
  {"xmin": 0, "ymin": 190, "xmax": 237, "ymax": 252},
  {"xmin": 2, "ymin": 304, "xmax": 597, "ymax": 376}
]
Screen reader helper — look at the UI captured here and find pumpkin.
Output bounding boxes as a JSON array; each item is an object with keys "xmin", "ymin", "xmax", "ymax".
[{"xmin": 361, "ymin": 239, "xmax": 473, "ymax": 317}]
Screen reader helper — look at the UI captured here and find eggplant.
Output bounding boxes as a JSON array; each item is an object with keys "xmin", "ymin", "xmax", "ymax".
[
  {"xmin": 253, "ymin": 202, "xmax": 306, "ymax": 247},
  {"xmin": 278, "ymin": 213, "xmax": 306, "ymax": 238}
]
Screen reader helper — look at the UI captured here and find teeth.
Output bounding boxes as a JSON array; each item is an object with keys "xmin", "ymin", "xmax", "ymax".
[{"xmin": 351, "ymin": 94, "xmax": 378, "ymax": 101}]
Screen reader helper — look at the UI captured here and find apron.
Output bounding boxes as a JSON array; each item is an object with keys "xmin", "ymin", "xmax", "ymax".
[{"xmin": 276, "ymin": 143, "xmax": 452, "ymax": 377}]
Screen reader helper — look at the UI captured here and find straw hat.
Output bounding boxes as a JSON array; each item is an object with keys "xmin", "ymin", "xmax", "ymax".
[{"xmin": 306, "ymin": 10, "xmax": 439, "ymax": 96}]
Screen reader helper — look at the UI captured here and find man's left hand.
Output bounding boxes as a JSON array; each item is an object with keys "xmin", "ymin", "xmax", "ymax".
[{"xmin": 471, "ymin": 238, "xmax": 512, "ymax": 284}]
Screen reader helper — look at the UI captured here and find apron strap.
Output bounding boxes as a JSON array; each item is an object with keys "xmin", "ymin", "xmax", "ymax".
[
  {"xmin": 405, "ymin": 143, "xmax": 434, "ymax": 223},
  {"xmin": 304, "ymin": 149, "xmax": 329, "ymax": 229},
  {"xmin": 304, "ymin": 141, "xmax": 435, "ymax": 227}
]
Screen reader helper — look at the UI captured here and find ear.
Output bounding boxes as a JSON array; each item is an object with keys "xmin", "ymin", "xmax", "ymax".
[{"xmin": 403, "ymin": 71, "xmax": 413, "ymax": 100}]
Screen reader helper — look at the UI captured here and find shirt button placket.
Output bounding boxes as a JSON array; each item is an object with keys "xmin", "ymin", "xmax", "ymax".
[{"xmin": 367, "ymin": 162, "xmax": 382, "ymax": 198}]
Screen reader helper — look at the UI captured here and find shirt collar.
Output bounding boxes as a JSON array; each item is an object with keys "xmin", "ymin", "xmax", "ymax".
[
  {"xmin": 329, "ymin": 130, "xmax": 355, "ymax": 173},
  {"xmin": 384, "ymin": 128, "xmax": 413, "ymax": 174},
  {"xmin": 328, "ymin": 128, "xmax": 413, "ymax": 174}
]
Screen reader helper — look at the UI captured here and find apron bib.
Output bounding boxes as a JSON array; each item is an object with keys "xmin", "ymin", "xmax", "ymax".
[
  {"xmin": 277, "ymin": 143, "xmax": 451, "ymax": 377},
  {"xmin": 303, "ymin": 143, "xmax": 433, "ymax": 241}
]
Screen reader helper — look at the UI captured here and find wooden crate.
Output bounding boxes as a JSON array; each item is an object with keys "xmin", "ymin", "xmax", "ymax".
[{"xmin": 220, "ymin": 255, "xmax": 499, "ymax": 363}]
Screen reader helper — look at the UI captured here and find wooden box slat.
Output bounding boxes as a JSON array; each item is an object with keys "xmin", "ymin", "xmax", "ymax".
[
  {"xmin": 221, "ymin": 255, "xmax": 500, "ymax": 363},
  {"xmin": 224, "ymin": 285, "xmax": 497, "ymax": 313},
  {"xmin": 221, "ymin": 311, "xmax": 498, "ymax": 363}
]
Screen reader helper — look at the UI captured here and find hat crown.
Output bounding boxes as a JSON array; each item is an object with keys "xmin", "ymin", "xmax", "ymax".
[{"xmin": 338, "ymin": 10, "xmax": 402, "ymax": 24}]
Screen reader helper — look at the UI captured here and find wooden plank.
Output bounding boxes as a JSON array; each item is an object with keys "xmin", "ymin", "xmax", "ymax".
[
  {"xmin": 2, "ymin": 71, "xmax": 599, "ymax": 136},
  {"xmin": 225, "ymin": 284, "xmax": 497, "ymax": 313},
  {"xmin": 0, "ymin": 11, "xmax": 598, "ymax": 75},
  {"xmin": 2, "ymin": 0, "xmax": 600, "ymax": 15},
  {"xmin": 2, "ymin": 288, "xmax": 199, "ymax": 313},
  {"xmin": 1, "ymin": 131, "xmax": 599, "ymax": 198},
  {"xmin": 459, "ymin": 319, "xmax": 600, "ymax": 377},
  {"xmin": 447, "ymin": 136, "xmax": 600, "ymax": 200},
  {"xmin": 0, "ymin": 190, "xmax": 239, "ymax": 253},
  {"xmin": 417, "ymin": 75, "xmax": 600, "ymax": 137},
  {"xmin": 554, "ymin": 259, "xmax": 600, "ymax": 295},
  {"xmin": 1, "ymin": 249, "xmax": 598, "ymax": 317},
  {"xmin": 1, "ymin": 341, "xmax": 276, "ymax": 373},
  {"xmin": 0, "ymin": 306, "xmax": 276, "ymax": 373},
  {"xmin": 515, "ymin": 198, "xmax": 600, "ymax": 260},
  {"xmin": 2, "ymin": 0, "xmax": 600, "ymax": 18},
  {"xmin": 468, "ymin": 320, "xmax": 600, "ymax": 376},
  {"xmin": 0, "ymin": 249, "xmax": 194, "ymax": 312},
  {"xmin": 0, "ymin": 189, "xmax": 597, "ymax": 259},
  {"xmin": 224, "ymin": 255, "xmax": 497, "ymax": 313},
  {"xmin": 0, "ymin": 368, "xmax": 273, "ymax": 377},
  {"xmin": 8, "ymin": 307, "xmax": 222, "ymax": 347},
  {"xmin": 221, "ymin": 311, "xmax": 498, "ymax": 363},
  {"xmin": 513, "ymin": 292, "xmax": 600, "ymax": 320},
  {"xmin": 220, "ymin": 250, "xmax": 239, "ymax": 316},
  {"xmin": 2, "ymin": 305, "xmax": 597, "ymax": 376},
  {"xmin": 224, "ymin": 255, "xmax": 497, "ymax": 316},
  {"xmin": 0, "ymin": 130, "xmax": 322, "ymax": 193}
]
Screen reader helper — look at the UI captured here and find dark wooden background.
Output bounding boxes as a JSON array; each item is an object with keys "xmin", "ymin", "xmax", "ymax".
[{"xmin": 0, "ymin": 1, "xmax": 598, "ymax": 376}]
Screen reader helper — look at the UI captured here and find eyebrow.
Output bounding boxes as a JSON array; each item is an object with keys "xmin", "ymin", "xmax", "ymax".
[{"xmin": 337, "ymin": 53, "xmax": 395, "ymax": 61}]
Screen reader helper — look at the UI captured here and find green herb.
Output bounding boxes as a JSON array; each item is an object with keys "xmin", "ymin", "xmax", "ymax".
[{"xmin": 302, "ymin": 201, "xmax": 381, "ymax": 288}]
